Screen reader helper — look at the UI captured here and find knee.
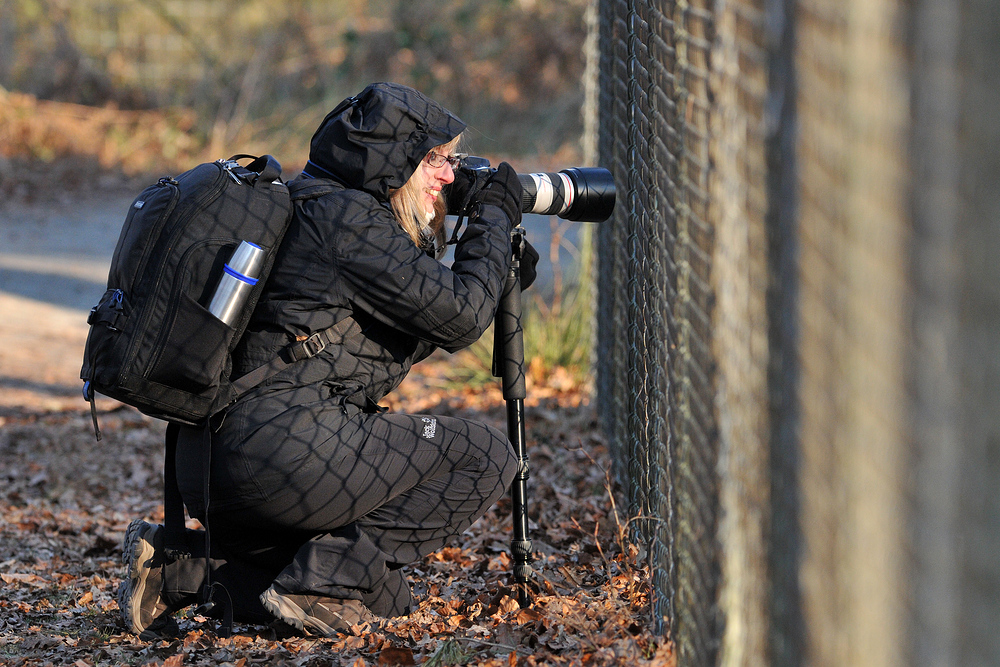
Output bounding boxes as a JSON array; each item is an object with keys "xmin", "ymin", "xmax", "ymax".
[{"xmin": 443, "ymin": 418, "xmax": 517, "ymax": 498}]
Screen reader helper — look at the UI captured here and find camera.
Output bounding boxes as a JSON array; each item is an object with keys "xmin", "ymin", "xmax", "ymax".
[{"xmin": 458, "ymin": 156, "xmax": 616, "ymax": 223}]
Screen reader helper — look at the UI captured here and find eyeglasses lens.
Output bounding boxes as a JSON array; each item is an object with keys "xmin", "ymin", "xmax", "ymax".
[{"xmin": 426, "ymin": 153, "xmax": 460, "ymax": 169}]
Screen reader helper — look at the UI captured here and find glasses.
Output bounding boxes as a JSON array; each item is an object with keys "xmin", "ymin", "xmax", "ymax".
[{"xmin": 424, "ymin": 151, "xmax": 462, "ymax": 169}]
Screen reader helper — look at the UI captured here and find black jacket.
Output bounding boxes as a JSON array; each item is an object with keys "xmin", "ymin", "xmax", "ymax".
[
  {"xmin": 177, "ymin": 83, "xmax": 516, "ymax": 510},
  {"xmin": 232, "ymin": 82, "xmax": 513, "ymax": 409}
]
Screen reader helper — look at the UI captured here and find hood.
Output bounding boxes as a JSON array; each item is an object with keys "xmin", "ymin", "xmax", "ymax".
[{"xmin": 305, "ymin": 82, "xmax": 466, "ymax": 201}]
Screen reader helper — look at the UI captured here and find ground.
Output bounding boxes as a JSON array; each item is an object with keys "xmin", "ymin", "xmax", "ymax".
[{"xmin": 0, "ymin": 190, "xmax": 672, "ymax": 666}]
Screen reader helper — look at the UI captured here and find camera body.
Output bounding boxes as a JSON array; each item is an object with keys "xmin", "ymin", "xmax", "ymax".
[{"xmin": 456, "ymin": 156, "xmax": 616, "ymax": 223}]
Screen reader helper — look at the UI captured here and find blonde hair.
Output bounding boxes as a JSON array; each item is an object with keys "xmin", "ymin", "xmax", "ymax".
[{"xmin": 390, "ymin": 134, "xmax": 462, "ymax": 249}]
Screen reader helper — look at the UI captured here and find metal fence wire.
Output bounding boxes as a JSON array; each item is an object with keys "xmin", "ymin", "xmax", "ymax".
[
  {"xmin": 598, "ymin": 0, "xmax": 723, "ymax": 660},
  {"xmin": 595, "ymin": 0, "xmax": 1000, "ymax": 665},
  {"xmin": 595, "ymin": 0, "xmax": 786, "ymax": 663}
]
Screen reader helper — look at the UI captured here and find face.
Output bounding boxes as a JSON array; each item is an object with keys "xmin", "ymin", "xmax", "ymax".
[{"xmin": 412, "ymin": 148, "xmax": 457, "ymax": 215}]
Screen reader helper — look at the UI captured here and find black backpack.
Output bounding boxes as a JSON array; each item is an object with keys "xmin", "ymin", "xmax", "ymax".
[
  {"xmin": 81, "ymin": 155, "xmax": 355, "ymax": 430},
  {"xmin": 82, "ymin": 155, "xmax": 361, "ymax": 636}
]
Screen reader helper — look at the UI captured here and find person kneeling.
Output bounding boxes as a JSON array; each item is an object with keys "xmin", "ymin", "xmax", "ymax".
[{"xmin": 117, "ymin": 82, "xmax": 535, "ymax": 637}]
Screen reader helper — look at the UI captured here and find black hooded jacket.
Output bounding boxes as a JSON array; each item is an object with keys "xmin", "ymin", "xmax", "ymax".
[
  {"xmin": 177, "ymin": 83, "xmax": 517, "ymax": 512},
  {"xmin": 230, "ymin": 82, "xmax": 514, "ymax": 414}
]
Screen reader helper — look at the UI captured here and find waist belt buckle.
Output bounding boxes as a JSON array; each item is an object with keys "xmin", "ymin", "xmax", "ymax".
[{"xmin": 298, "ymin": 331, "xmax": 328, "ymax": 359}]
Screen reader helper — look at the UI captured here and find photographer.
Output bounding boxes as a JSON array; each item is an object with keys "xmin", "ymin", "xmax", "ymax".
[{"xmin": 117, "ymin": 82, "xmax": 536, "ymax": 637}]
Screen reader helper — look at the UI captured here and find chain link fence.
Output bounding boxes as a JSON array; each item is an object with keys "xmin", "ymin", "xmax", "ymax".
[
  {"xmin": 598, "ymin": 2, "xmax": 766, "ymax": 664},
  {"xmin": 594, "ymin": 0, "xmax": 1000, "ymax": 665}
]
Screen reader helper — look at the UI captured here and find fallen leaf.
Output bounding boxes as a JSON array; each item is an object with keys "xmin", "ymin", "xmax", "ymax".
[
  {"xmin": 497, "ymin": 596, "xmax": 519, "ymax": 615},
  {"xmin": 378, "ymin": 644, "xmax": 415, "ymax": 666},
  {"xmin": 21, "ymin": 635, "xmax": 60, "ymax": 650},
  {"xmin": 515, "ymin": 607, "xmax": 543, "ymax": 624},
  {"xmin": 1, "ymin": 572, "xmax": 47, "ymax": 587}
]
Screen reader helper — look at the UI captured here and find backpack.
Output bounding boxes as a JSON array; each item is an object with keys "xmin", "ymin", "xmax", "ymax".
[
  {"xmin": 80, "ymin": 155, "xmax": 354, "ymax": 429},
  {"xmin": 81, "ymin": 155, "xmax": 365, "ymax": 636}
]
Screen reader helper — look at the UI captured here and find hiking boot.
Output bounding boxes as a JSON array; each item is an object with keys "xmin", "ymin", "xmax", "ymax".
[
  {"xmin": 117, "ymin": 519, "xmax": 177, "ymax": 638},
  {"xmin": 260, "ymin": 583, "xmax": 375, "ymax": 637}
]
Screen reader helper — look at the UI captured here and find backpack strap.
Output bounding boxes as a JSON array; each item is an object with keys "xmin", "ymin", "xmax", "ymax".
[
  {"xmin": 162, "ymin": 422, "xmax": 189, "ymax": 561},
  {"xmin": 226, "ymin": 154, "xmax": 283, "ymax": 187},
  {"xmin": 243, "ymin": 154, "xmax": 282, "ymax": 184},
  {"xmin": 163, "ymin": 420, "xmax": 234, "ymax": 637},
  {"xmin": 229, "ymin": 317, "xmax": 363, "ymax": 397},
  {"xmin": 223, "ymin": 176, "xmax": 352, "ymax": 398}
]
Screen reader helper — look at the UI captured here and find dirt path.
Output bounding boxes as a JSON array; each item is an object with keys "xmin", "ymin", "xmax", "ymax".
[{"xmin": 0, "ymin": 191, "xmax": 133, "ymax": 413}]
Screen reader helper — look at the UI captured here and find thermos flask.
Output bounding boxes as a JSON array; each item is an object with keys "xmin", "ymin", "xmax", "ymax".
[{"xmin": 207, "ymin": 241, "xmax": 265, "ymax": 326}]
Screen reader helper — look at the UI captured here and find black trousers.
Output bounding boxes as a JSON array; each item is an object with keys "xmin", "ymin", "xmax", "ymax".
[{"xmin": 165, "ymin": 403, "xmax": 518, "ymax": 622}]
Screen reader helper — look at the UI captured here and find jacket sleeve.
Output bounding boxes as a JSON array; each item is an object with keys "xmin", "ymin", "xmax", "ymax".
[{"xmin": 330, "ymin": 194, "xmax": 513, "ymax": 352}]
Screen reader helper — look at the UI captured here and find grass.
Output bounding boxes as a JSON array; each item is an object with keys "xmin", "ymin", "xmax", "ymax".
[{"xmin": 450, "ymin": 224, "xmax": 595, "ymax": 391}]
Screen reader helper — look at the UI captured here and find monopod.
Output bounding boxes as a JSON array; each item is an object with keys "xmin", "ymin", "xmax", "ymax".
[{"xmin": 490, "ymin": 166, "xmax": 616, "ymax": 606}]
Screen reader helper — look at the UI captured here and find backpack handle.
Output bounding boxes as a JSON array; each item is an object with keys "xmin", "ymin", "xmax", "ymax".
[{"xmin": 228, "ymin": 154, "xmax": 283, "ymax": 186}]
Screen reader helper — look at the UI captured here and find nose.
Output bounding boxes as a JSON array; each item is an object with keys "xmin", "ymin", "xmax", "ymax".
[{"xmin": 438, "ymin": 162, "xmax": 455, "ymax": 184}]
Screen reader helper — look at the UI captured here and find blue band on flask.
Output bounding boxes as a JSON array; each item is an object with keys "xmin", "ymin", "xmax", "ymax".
[{"xmin": 223, "ymin": 264, "xmax": 258, "ymax": 285}]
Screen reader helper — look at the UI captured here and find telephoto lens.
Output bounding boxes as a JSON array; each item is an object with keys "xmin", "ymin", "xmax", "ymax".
[
  {"xmin": 517, "ymin": 167, "xmax": 616, "ymax": 222},
  {"xmin": 454, "ymin": 156, "xmax": 616, "ymax": 223}
]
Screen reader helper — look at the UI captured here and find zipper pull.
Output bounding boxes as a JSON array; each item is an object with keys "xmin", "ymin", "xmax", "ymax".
[
  {"xmin": 220, "ymin": 160, "xmax": 244, "ymax": 185},
  {"xmin": 108, "ymin": 289, "xmax": 126, "ymax": 331}
]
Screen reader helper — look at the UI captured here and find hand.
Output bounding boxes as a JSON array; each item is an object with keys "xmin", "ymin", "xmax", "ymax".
[
  {"xmin": 477, "ymin": 162, "xmax": 523, "ymax": 229},
  {"xmin": 519, "ymin": 239, "xmax": 539, "ymax": 290},
  {"xmin": 445, "ymin": 166, "xmax": 483, "ymax": 215}
]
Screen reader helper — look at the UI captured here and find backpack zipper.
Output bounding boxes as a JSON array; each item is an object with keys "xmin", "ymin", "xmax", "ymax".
[
  {"xmin": 219, "ymin": 158, "xmax": 247, "ymax": 185},
  {"xmin": 108, "ymin": 177, "xmax": 180, "ymax": 297}
]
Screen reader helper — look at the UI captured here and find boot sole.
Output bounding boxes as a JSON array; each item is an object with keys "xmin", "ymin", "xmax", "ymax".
[
  {"xmin": 118, "ymin": 518, "xmax": 155, "ymax": 635},
  {"xmin": 260, "ymin": 587, "xmax": 344, "ymax": 637}
]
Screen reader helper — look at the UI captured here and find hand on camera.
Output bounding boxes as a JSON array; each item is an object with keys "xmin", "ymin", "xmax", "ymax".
[
  {"xmin": 445, "ymin": 166, "xmax": 482, "ymax": 216},
  {"xmin": 479, "ymin": 162, "xmax": 524, "ymax": 229}
]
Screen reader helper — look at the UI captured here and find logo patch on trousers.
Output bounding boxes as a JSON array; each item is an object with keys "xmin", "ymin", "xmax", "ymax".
[{"xmin": 421, "ymin": 417, "xmax": 437, "ymax": 439}]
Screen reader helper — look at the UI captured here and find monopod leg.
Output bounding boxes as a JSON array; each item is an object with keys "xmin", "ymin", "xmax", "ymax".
[{"xmin": 493, "ymin": 231, "xmax": 532, "ymax": 606}]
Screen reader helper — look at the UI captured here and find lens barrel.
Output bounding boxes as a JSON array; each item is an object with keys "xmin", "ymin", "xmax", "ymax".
[{"xmin": 518, "ymin": 167, "xmax": 615, "ymax": 222}]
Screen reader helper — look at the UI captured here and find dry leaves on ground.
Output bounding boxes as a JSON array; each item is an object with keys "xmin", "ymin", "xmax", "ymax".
[{"xmin": 0, "ymin": 359, "xmax": 674, "ymax": 666}]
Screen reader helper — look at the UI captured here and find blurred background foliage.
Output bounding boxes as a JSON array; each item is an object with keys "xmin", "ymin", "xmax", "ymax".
[
  {"xmin": 0, "ymin": 0, "xmax": 598, "ymax": 382},
  {"xmin": 0, "ymin": 0, "xmax": 590, "ymax": 174}
]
